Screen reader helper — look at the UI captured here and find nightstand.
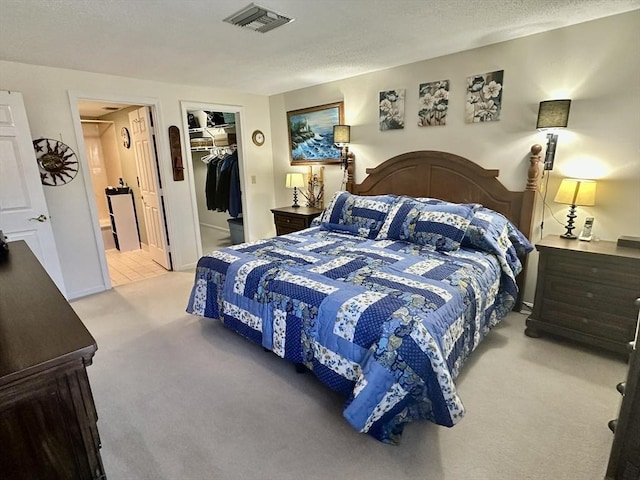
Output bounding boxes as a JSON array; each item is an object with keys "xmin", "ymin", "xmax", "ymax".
[
  {"xmin": 525, "ymin": 236, "xmax": 640, "ymax": 355},
  {"xmin": 271, "ymin": 206, "xmax": 323, "ymax": 235}
]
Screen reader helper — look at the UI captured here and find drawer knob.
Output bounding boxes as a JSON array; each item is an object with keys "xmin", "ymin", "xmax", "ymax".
[
  {"xmin": 586, "ymin": 292, "xmax": 593, "ymax": 299},
  {"xmin": 286, "ymin": 219, "xmax": 291, "ymax": 223},
  {"xmin": 591, "ymin": 267, "xmax": 598, "ymax": 273},
  {"xmin": 581, "ymin": 317, "xmax": 589, "ymax": 324}
]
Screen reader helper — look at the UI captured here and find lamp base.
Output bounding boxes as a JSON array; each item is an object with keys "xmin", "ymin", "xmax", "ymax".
[
  {"xmin": 560, "ymin": 232, "xmax": 577, "ymax": 240},
  {"xmin": 560, "ymin": 204, "xmax": 578, "ymax": 239},
  {"xmin": 292, "ymin": 187, "xmax": 300, "ymax": 208}
]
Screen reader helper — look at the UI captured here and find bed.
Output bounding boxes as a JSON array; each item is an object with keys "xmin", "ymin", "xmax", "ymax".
[{"xmin": 187, "ymin": 148, "xmax": 540, "ymax": 444}]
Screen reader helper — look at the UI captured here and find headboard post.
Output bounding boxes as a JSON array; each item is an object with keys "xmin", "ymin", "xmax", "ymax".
[
  {"xmin": 345, "ymin": 153, "xmax": 355, "ymax": 192},
  {"xmin": 518, "ymin": 144, "xmax": 542, "ymax": 241},
  {"xmin": 527, "ymin": 144, "xmax": 542, "ymax": 191}
]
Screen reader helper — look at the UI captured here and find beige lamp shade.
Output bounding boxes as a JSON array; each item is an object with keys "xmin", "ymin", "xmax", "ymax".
[
  {"xmin": 333, "ymin": 125, "xmax": 350, "ymax": 145},
  {"xmin": 554, "ymin": 178, "xmax": 596, "ymax": 206},
  {"xmin": 285, "ymin": 172, "xmax": 305, "ymax": 189}
]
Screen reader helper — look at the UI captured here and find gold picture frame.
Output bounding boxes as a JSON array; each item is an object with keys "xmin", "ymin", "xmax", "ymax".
[{"xmin": 287, "ymin": 101, "xmax": 344, "ymax": 165}]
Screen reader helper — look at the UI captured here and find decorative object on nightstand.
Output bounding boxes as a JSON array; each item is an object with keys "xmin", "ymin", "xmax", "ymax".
[
  {"xmin": 536, "ymin": 99, "xmax": 571, "ymax": 170},
  {"xmin": 271, "ymin": 206, "xmax": 323, "ymax": 235},
  {"xmin": 304, "ymin": 166, "xmax": 325, "ymax": 209},
  {"xmin": 554, "ymin": 178, "xmax": 596, "ymax": 239},
  {"xmin": 285, "ymin": 172, "xmax": 305, "ymax": 208},
  {"xmin": 525, "ymin": 236, "xmax": 640, "ymax": 355}
]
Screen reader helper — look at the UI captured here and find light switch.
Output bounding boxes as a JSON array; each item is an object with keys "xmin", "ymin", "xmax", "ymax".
[{"xmin": 251, "ymin": 175, "xmax": 256, "ymax": 184}]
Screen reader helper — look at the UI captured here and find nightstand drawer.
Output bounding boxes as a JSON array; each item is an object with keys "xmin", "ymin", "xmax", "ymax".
[
  {"xmin": 271, "ymin": 206, "xmax": 323, "ymax": 236},
  {"xmin": 543, "ymin": 275, "xmax": 639, "ymax": 319},
  {"xmin": 275, "ymin": 215, "xmax": 306, "ymax": 230},
  {"xmin": 545, "ymin": 251, "xmax": 640, "ymax": 285},
  {"xmin": 540, "ymin": 299, "xmax": 636, "ymax": 342}
]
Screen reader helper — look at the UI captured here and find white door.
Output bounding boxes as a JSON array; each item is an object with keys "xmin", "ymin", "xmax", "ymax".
[
  {"xmin": 128, "ymin": 107, "xmax": 171, "ymax": 269},
  {"xmin": 0, "ymin": 90, "xmax": 66, "ymax": 294}
]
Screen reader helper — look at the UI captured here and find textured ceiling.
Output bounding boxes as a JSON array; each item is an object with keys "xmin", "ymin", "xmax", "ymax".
[{"xmin": 0, "ymin": 0, "xmax": 638, "ymax": 95}]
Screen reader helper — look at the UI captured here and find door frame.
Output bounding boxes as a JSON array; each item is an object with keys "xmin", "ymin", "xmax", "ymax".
[
  {"xmin": 68, "ymin": 91, "xmax": 173, "ymax": 290},
  {"xmin": 180, "ymin": 101, "xmax": 247, "ymax": 259}
]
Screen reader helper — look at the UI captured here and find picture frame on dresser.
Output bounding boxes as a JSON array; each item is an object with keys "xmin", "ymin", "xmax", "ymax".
[{"xmin": 525, "ymin": 235, "xmax": 640, "ymax": 355}]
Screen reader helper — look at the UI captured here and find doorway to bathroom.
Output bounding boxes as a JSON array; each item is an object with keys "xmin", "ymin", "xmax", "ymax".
[{"xmin": 76, "ymin": 100, "xmax": 171, "ymax": 287}]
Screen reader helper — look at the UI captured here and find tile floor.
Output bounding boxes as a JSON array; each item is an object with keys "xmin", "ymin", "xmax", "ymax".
[
  {"xmin": 104, "ymin": 225, "xmax": 236, "ymax": 287},
  {"xmin": 105, "ymin": 248, "xmax": 169, "ymax": 287}
]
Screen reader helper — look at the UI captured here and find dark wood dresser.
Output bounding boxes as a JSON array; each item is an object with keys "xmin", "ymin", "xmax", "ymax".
[
  {"xmin": 525, "ymin": 236, "xmax": 640, "ymax": 355},
  {"xmin": 271, "ymin": 206, "xmax": 323, "ymax": 235},
  {"xmin": 0, "ymin": 241, "xmax": 105, "ymax": 479},
  {"xmin": 606, "ymin": 313, "xmax": 640, "ymax": 480}
]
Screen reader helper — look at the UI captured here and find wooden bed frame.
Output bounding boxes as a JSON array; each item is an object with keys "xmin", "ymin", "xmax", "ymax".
[{"xmin": 345, "ymin": 146, "xmax": 542, "ymax": 307}]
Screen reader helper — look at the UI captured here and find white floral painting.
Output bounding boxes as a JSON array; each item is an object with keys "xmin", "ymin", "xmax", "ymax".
[
  {"xmin": 379, "ymin": 89, "xmax": 405, "ymax": 130},
  {"xmin": 465, "ymin": 70, "xmax": 504, "ymax": 123},
  {"xmin": 418, "ymin": 80, "xmax": 449, "ymax": 127}
]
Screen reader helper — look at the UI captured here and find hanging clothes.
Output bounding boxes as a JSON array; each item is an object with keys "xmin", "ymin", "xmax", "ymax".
[
  {"xmin": 203, "ymin": 149, "xmax": 241, "ymax": 217},
  {"xmin": 228, "ymin": 154, "xmax": 242, "ymax": 218},
  {"xmin": 205, "ymin": 156, "xmax": 222, "ymax": 211}
]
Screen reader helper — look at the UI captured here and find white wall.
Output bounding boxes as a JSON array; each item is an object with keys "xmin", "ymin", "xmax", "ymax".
[
  {"xmin": 1, "ymin": 12, "xmax": 637, "ymax": 301},
  {"xmin": 269, "ymin": 11, "xmax": 640, "ymax": 302},
  {"xmin": 0, "ymin": 60, "xmax": 275, "ymax": 299}
]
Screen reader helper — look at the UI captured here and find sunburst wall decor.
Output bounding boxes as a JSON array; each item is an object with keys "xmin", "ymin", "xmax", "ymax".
[{"xmin": 33, "ymin": 138, "xmax": 79, "ymax": 186}]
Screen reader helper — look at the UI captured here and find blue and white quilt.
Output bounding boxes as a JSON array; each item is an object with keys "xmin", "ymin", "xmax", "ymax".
[{"xmin": 187, "ymin": 202, "xmax": 531, "ymax": 444}]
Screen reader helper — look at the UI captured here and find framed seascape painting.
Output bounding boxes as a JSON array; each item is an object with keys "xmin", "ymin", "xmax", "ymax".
[{"xmin": 287, "ymin": 101, "xmax": 344, "ymax": 165}]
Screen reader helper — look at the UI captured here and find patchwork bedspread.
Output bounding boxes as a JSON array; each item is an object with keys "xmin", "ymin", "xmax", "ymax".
[{"xmin": 187, "ymin": 227, "xmax": 521, "ymax": 444}]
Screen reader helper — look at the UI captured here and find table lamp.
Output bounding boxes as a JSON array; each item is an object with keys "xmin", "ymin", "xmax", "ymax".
[
  {"xmin": 285, "ymin": 172, "xmax": 305, "ymax": 208},
  {"xmin": 554, "ymin": 178, "xmax": 596, "ymax": 239}
]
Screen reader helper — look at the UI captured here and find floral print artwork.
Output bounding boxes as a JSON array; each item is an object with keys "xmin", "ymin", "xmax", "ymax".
[
  {"xmin": 418, "ymin": 80, "xmax": 449, "ymax": 126},
  {"xmin": 465, "ymin": 70, "xmax": 504, "ymax": 123},
  {"xmin": 379, "ymin": 89, "xmax": 405, "ymax": 130}
]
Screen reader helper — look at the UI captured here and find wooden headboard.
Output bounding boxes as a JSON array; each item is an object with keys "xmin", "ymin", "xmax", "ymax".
[{"xmin": 346, "ymin": 148, "xmax": 541, "ymax": 241}]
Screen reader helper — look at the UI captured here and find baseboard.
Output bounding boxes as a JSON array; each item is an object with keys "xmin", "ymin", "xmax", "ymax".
[
  {"xmin": 199, "ymin": 223, "xmax": 228, "ymax": 233},
  {"xmin": 67, "ymin": 284, "xmax": 108, "ymax": 300}
]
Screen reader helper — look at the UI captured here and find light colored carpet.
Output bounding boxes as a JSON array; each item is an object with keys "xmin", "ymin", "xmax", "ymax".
[{"xmin": 71, "ymin": 271, "xmax": 627, "ymax": 480}]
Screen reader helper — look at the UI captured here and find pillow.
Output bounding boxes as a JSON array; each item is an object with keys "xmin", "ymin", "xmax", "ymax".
[
  {"xmin": 319, "ymin": 191, "xmax": 396, "ymax": 239},
  {"xmin": 376, "ymin": 198, "xmax": 476, "ymax": 251},
  {"xmin": 462, "ymin": 207, "xmax": 533, "ymax": 257}
]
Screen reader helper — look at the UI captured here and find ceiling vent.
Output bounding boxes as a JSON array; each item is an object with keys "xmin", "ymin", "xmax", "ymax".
[{"xmin": 223, "ymin": 3, "xmax": 294, "ymax": 33}]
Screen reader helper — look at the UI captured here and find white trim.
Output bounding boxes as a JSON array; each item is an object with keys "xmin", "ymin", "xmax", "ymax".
[
  {"xmin": 67, "ymin": 284, "xmax": 109, "ymax": 301},
  {"xmin": 179, "ymin": 101, "xmax": 247, "ymax": 260},
  {"xmin": 199, "ymin": 222, "xmax": 229, "ymax": 233}
]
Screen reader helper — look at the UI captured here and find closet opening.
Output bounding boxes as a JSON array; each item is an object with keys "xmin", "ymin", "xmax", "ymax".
[
  {"xmin": 76, "ymin": 100, "xmax": 172, "ymax": 288},
  {"xmin": 181, "ymin": 102, "xmax": 246, "ymax": 257}
]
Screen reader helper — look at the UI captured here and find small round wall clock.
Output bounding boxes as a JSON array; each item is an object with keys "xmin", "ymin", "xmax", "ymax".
[
  {"xmin": 252, "ymin": 129, "xmax": 265, "ymax": 146},
  {"xmin": 33, "ymin": 138, "xmax": 79, "ymax": 186},
  {"xmin": 121, "ymin": 127, "xmax": 131, "ymax": 148}
]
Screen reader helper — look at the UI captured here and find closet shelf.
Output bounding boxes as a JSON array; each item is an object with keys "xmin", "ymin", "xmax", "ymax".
[
  {"xmin": 189, "ymin": 125, "xmax": 234, "ymax": 134},
  {"xmin": 191, "ymin": 144, "xmax": 237, "ymax": 152}
]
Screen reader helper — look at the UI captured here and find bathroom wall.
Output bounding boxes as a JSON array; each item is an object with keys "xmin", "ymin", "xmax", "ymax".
[{"xmin": 81, "ymin": 123, "xmax": 110, "ymax": 226}]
